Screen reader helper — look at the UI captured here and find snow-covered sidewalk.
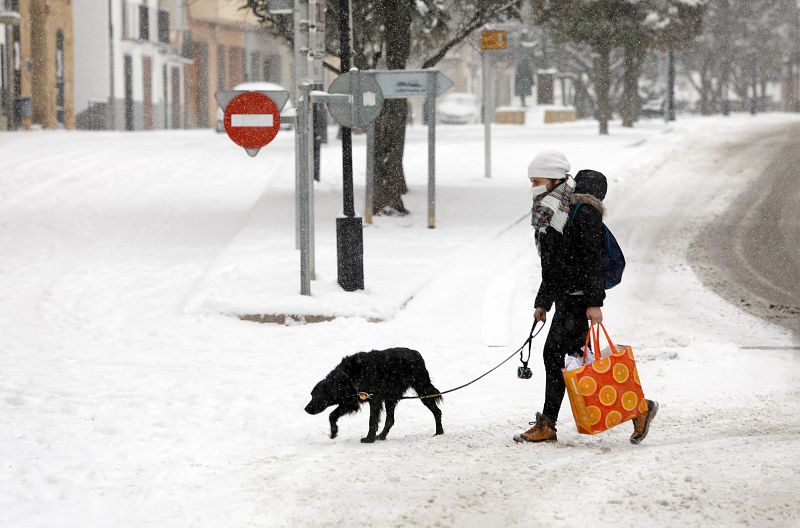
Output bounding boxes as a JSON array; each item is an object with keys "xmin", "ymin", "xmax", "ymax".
[{"xmin": 1, "ymin": 114, "xmax": 798, "ymax": 528}]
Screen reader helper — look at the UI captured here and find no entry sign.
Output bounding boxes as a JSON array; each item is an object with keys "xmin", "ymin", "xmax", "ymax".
[{"xmin": 223, "ymin": 92, "xmax": 281, "ymax": 157}]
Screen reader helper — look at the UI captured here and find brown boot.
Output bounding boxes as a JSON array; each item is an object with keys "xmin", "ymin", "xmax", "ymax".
[
  {"xmin": 513, "ymin": 412, "xmax": 557, "ymax": 443},
  {"xmin": 630, "ymin": 399, "xmax": 658, "ymax": 445}
]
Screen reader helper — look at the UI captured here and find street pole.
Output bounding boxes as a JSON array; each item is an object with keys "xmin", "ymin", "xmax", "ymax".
[
  {"xmin": 365, "ymin": 123, "xmax": 375, "ymax": 224},
  {"xmin": 298, "ymin": 82, "xmax": 312, "ymax": 295},
  {"xmin": 483, "ymin": 49, "xmax": 492, "ymax": 179},
  {"xmin": 751, "ymin": 58, "xmax": 758, "ymax": 115},
  {"xmin": 427, "ymin": 71, "xmax": 436, "ymax": 229},
  {"xmin": 107, "ymin": 0, "xmax": 116, "ymax": 130},
  {"xmin": 666, "ymin": 48, "xmax": 675, "ymax": 121},
  {"xmin": 336, "ymin": 0, "xmax": 364, "ymax": 291},
  {"xmin": 293, "ymin": 0, "xmax": 306, "ymax": 250}
]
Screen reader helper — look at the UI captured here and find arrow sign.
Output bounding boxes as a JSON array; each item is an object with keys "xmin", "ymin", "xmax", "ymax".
[
  {"xmin": 367, "ymin": 70, "xmax": 454, "ymax": 99},
  {"xmin": 220, "ymin": 92, "xmax": 281, "ymax": 157}
]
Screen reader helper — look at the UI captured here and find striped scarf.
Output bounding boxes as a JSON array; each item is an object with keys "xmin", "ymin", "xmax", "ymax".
[{"xmin": 531, "ymin": 176, "xmax": 576, "ymax": 235}]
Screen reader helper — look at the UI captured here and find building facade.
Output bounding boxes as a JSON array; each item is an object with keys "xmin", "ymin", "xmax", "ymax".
[
  {"xmin": 72, "ymin": 0, "xmax": 192, "ymax": 131},
  {"xmin": 1, "ymin": 0, "xmax": 74, "ymax": 130},
  {"xmin": 186, "ymin": 0, "xmax": 292, "ymax": 128}
]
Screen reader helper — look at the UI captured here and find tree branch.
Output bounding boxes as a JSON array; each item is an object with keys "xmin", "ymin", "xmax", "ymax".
[{"xmin": 420, "ymin": 0, "xmax": 519, "ymax": 69}]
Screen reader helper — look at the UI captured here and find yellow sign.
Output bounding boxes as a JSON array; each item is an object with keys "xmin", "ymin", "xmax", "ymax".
[{"xmin": 481, "ymin": 30, "xmax": 508, "ymax": 50}]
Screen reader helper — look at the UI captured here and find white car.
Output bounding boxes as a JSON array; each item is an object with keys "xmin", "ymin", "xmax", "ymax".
[
  {"xmin": 437, "ymin": 92, "xmax": 480, "ymax": 125},
  {"xmin": 216, "ymin": 81, "xmax": 296, "ymax": 132}
]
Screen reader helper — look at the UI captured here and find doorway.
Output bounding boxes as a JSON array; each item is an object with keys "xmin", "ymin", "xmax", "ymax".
[
  {"xmin": 55, "ymin": 30, "xmax": 64, "ymax": 127},
  {"xmin": 124, "ymin": 54, "xmax": 133, "ymax": 130},
  {"xmin": 142, "ymin": 55, "xmax": 152, "ymax": 129}
]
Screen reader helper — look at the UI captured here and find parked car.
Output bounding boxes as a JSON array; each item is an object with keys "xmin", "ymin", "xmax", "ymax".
[
  {"xmin": 216, "ymin": 81, "xmax": 296, "ymax": 132},
  {"xmin": 437, "ymin": 92, "xmax": 480, "ymax": 125}
]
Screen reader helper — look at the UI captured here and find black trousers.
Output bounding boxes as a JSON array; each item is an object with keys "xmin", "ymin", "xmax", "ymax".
[{"xmin": 541, "ymin": 297, "xmax": 590, "ymax": 423}]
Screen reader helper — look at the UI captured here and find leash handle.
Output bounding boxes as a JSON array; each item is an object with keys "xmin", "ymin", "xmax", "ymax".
[{"xmin": 519, "ymin": 320, "xmax": 542, "ymax": 367}]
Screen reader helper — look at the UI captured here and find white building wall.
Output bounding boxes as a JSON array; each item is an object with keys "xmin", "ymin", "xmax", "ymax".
[
  {"xmin": 73, "ymin": 0, "xmax": 187, "ymax": 130},
  {"xmin": 72, "ymin": 0, "xmax": 111, "ymax": 128}
]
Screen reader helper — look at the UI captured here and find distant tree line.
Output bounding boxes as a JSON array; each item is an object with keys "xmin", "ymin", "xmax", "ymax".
[
  {"xmin": 680, "ymin": 0, "xmax": 799, "ymax": 115},
  {"xmin": 532, "ymin": 0, "xmax": 705, "ymax": 134}
]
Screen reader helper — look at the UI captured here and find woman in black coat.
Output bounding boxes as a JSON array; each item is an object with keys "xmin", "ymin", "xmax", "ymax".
[{"xmin": 514, "ymin": 151, "xmax": 657, "ymax": 444}]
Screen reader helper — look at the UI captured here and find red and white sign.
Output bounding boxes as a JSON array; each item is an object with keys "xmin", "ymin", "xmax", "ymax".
[{"xmin": 223, "ymin": 92, "xmax": 281, "ymax": 151}]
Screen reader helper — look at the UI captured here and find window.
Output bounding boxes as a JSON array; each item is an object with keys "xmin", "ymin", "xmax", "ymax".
[
  {"xmin": 139, "ymin": 5, "xmax": 150, "ymax": 42},
  {"xmin": 216, "ymin": 44, "xmax": 226, "ymax": 92},
  {"xmin": 180, "ymin": 30, "xmax": 192, "ymax": 59},
  {"xmin": 122, "ymin": 1, "xmax": 140, "ymax": 40},
  {"xmin": 121, "ymin": 0, "xmax": 129, "ymax": 38},
  {"xmin": 249, "ymin": 51, "xmax": 261, "ymax": 82},
  {"xmin": 157, "ymin": 10, "xmax": 170, "ymax": 44}
]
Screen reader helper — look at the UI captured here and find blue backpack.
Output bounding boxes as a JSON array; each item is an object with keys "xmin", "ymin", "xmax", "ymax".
[{"xmin": 570, "ymin": 204, "xmax": 625, "ymax": 289}]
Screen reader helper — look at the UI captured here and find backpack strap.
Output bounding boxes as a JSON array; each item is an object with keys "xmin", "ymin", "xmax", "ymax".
[{"xmin": 569, "ymin": 203, "xmax": 584, "ymax": 222}]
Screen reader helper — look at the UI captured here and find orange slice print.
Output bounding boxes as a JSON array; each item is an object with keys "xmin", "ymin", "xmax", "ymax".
[
  {"xmin": 633, "ymin": 368, "xmax": 641, "ymax": 386},
  {"xmin": 585, "ymin": 406, "xmax": 602, "ymax": 426},
  {"xmin": 613, "ymin": 363, "xmax": 630, "ymax": 384},
  {"xmin": 578, "ymin": 376, "xmax": 598, "ymax": 396},
  {"xmin": 592, "ymin": 358, "xmax": 611, "ymax": 374},
  {"xmin": 638, "ymin": 398, "xmax": 649, "ymax": 414},
  {"xmin": 605, "ymin": 410, "xmax": 622, "ymax": 428},
  {"xmin": 598, "ymin": 385, "xmax": 618, "ymax": 407},
  {"xmin": 621, "ymin": 391, "xmax": 639, "ymax": 411}
]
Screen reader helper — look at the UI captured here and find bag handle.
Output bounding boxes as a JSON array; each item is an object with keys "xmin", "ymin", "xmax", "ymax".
[{"xmin": 582, "ymin": 323, "xmax": 619, "ymax": 362}]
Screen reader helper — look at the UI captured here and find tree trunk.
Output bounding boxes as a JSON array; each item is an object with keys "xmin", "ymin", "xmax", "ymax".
[
  {"xmin": 574, "ymin": 79, "xmax": 595, "ymax": 119},
  {"xmin": 372, "ymin": 0, "xmax": 412, "ymax": 215},
  {"xmin": 596, "ymin": 44, "xmax": 611, "ymax": 135},
  {"xmin": 621, "ymin": 45, "xmax": 644, "ymax": 127},
  {"xmin": 373, "ymin": 99, "xmax": 410, "ymax": 214},
  {"xmin": 720, "ymin": 59, "xmax": 730, "ymax": 116}
]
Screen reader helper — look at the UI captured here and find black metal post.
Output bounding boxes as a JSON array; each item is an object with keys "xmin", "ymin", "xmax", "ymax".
[
  {"xmin": 750, "ymin": 58, "xmax": 758, "ymax": 115},
  {"xmin": 336, "ymin": 0, "xmax": 364, "ymax": 291},
  {"xmin": 312, "ymin": 82, "xmax": 326, "ymax": 181},
  {"xmin": 666, "ymin": 48, "xmax": 675, "ymax": 121}
]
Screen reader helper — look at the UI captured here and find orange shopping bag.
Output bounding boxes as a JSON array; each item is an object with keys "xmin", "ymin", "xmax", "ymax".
[{"xmin": 563, "ymin": 323, "xmax": 648, "ymax": 435}]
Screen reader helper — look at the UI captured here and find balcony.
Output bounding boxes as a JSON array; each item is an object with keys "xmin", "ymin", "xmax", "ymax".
[{"xmin": 0, "ymin": 0, "xmax": 21, "ymax": 25}]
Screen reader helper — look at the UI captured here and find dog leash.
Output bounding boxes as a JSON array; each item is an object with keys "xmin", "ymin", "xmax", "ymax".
[{"xmin": 356, "ymin": 320, "xmax": 543, "ymax": 402}]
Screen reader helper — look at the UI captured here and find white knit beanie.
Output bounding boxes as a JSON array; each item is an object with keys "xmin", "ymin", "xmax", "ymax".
[{"xmin": 528, "ymin": 150, "xmax": 571, "ymax": 181}]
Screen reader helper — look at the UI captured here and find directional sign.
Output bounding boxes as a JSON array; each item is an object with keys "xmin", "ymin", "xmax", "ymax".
[
  {"xmin": 368, "ymin": 70, "xmax": 454, "ymax": 99},
  {"xmin": 266, "ymin": 0, "xmax": 293, "ymax": 14},
  {"xmin": 327, "ymin": 71, "xmax": 384, "ymax": 129},
  {"xmin": 481, "ymin": 30, "xmax": 508, "ymax": 50},
  {"xmin": 222, "ymin": 92, "xmax": 281, "ymax": 157}
]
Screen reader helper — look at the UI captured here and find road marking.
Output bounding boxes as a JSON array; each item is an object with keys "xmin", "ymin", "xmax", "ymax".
[{"xmin": 231, "ymin": 114, "xmax": 274, "ymax": 127}]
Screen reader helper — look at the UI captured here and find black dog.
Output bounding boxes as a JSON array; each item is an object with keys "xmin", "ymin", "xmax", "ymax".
[{"xmin": 304, "ymin": 348, "xmax": 444, "ymax": 443}]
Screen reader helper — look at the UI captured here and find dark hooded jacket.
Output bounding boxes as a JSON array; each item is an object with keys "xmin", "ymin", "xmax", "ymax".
[{"xmin": 534, "ymin": 169, "xmax": 607, "ymax": 310}]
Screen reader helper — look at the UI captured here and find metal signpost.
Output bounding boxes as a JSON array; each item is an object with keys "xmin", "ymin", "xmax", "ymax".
[
  {"xmin": 303, "ymin": 68, "xmax": 384, "ymax": 293},
  {"xmin": 326, "ymin": 70, "xmax": 384, "ymax": 128},
  {"xmin": 291, "ymin": 5, "xmax": 387, "ymax": 295},
  {"xmin": 293, "ymin": 0, "xmax": 309, "ymax": 252},
  {"xmin": 334, "ymin": 0, "xmax": 363, "ymax": 292},
  {"xmin": 481, "ymin": 29, "xmax": 507, "ymax": 180},
  {"xmin": 362, "ymin": 69, "xmax": 453, "ymax": 228}
]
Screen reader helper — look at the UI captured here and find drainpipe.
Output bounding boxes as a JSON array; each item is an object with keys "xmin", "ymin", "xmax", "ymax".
[{"xmin": 108, "ymin": 0, "xmax": 115, "ymax": 129}]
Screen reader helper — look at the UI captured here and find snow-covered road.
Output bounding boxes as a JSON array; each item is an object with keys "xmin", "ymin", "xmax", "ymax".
[{"xmin": 1, "ymin": 116, "xmax": 798, "ymax": 527}]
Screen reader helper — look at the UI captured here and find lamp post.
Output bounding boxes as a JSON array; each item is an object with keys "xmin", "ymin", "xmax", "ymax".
[
  {"xmin": 666, "ymin": 48, "xmax": 675, "ymax": 121},
  {"xmin": 335, "ymin": 0, "xmax": 364, "ymax": 291}
]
